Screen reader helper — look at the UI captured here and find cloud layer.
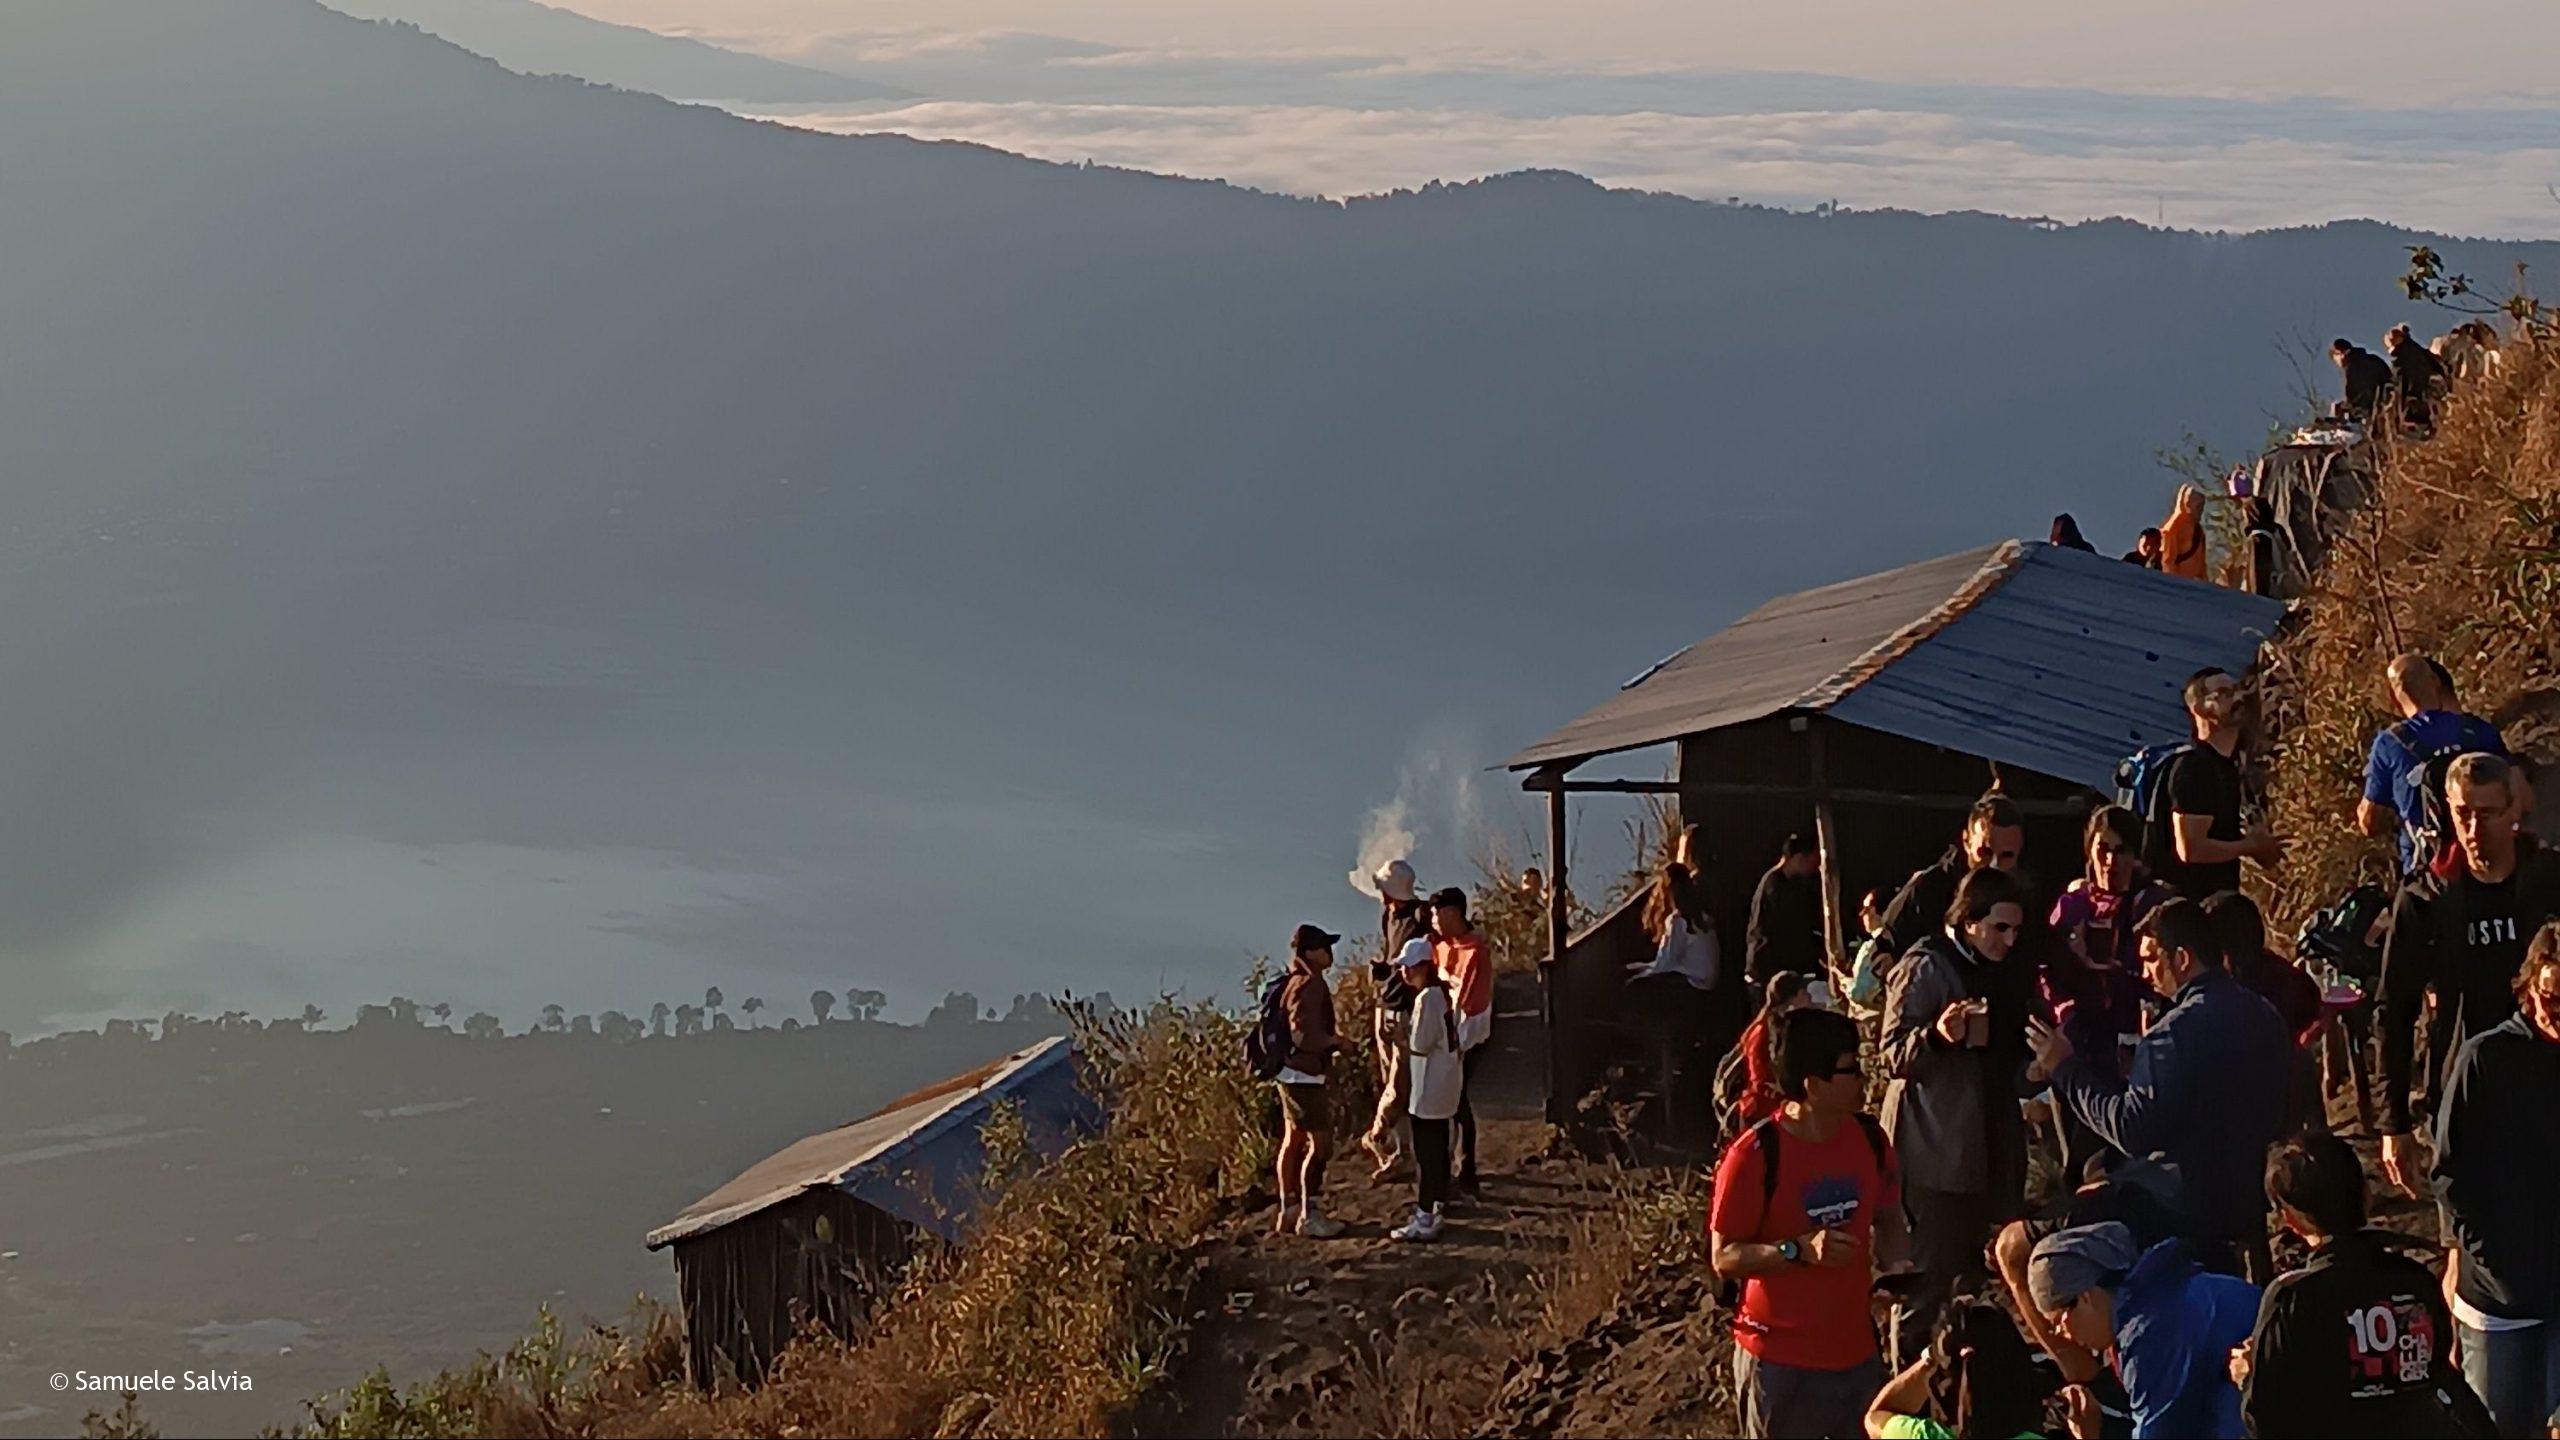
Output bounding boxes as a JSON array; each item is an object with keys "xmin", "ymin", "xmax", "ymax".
[{"xmin": 702, "ymin": 31, "xmax": 2560, "ymax": 236}]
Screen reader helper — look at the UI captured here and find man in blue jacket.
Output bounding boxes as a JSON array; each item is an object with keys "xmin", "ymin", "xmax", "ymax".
[
  {"xmin": 2029, "ymin": 898, "xmax": 2292, "ymax": 1278},
  {"xmin": 2033, "ymin": 1221, "xmax": 2262, "ymax": 1438}
]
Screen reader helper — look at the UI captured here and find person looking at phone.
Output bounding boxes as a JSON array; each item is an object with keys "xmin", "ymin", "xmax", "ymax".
[
  {"xmin": 1711, "ymin": 1005, "xmax": 1914, "ymax": 1439},
  {"xmin": 1879, "ymin": 866, "xmax": 2050, "ymax": 1364}
]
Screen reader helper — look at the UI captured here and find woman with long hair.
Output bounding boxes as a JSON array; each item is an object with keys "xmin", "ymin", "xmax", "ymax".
[
  {"xmin": 1629, "ymin": 860, "xmax": 1721, "ymax": 1145},
  {"xmin": 2044, "ymin": 805, "xmax": 2163, "ymax": 1182},
  {"xmin": 1862, "ymin": 1296, "xmax": 2053, "ymax": 1439},
  {"xmin": 1724, "ymin": 969, "xmax": 1815, "ymax": 1132}
]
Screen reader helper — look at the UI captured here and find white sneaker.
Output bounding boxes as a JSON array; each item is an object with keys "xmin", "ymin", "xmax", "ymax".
[
  {"xmin": 1390, "ymin": 1208, "xmax": 1442, "ymax": 1243},
  {"xmin": 1298, "ymin": 1211, "xmax": 1348, "ymax": 1239}
]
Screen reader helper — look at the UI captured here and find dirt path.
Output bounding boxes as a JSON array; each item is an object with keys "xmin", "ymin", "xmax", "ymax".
[{"xmin": 1137, "ymin": 973, "xmax": 1606, "ymax": 1438}]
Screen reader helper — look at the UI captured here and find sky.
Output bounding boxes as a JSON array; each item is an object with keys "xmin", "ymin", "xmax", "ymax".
[{"xmin": 531, "ymin": 0, "xmax": 2560, "ymax": 236}]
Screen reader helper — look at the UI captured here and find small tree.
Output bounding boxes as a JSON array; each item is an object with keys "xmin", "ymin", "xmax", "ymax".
[
  {"xmin": 649, "ymin": 1002, "xmax": 671, "ymax": 1037},
  {"xmin": 429, "ymin": 1002, "xmax": 452, "ymax": 1028},
  {"xmin": 810, "ymin": 989, "xmax": 835, "ymax": 1025},
  {"xmin": 299, "ymin": 1004, "xmax": 326, "ymax": 1032},
  {"xmin": 540, "ymin": 1004, "xmax": 566, "ymax": 1034},
  {"xmin": 704, "ymin": 985, "xmax": 724, "ymax": 1017},
  {"xmin": 569, "ymin": 1013, "xmax": 595, "ymax": 1037},
  {"xmin": 741, "ymin": 997, "xmax": 764, "ymax": 1027},
  {"xmin": 463, "ymin": 1011, "xmax": 503, "ymax": 1040}
]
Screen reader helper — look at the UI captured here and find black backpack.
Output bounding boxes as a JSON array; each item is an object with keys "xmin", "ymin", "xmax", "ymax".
[
  {"xmin": 1710, "ymin": 1043, "xmax": 1755, "ymax": 1144},
  {"xmin": 1242, "ymin": 975, "xmax": 1293, "ymax": 1081},
  {"xmin": 1712, "ymin": 1113, "xmax": 1893, "ymax": 1307}
]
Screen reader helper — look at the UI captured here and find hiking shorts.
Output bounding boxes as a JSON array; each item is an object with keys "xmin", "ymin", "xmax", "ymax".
[{"xmin": 1276, "ymin": 1081, "xmax": 1327, "ymax": 1132}]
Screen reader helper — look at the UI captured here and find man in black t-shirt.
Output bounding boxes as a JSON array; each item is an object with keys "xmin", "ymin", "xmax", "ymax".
[
  {"xmin": 2146, "ymin": 668, "xmax": 2282, "ymax": 899},
  {"xmin": 2376, "ymin": 753, "xmax": 2560, "ymax": 1197}
]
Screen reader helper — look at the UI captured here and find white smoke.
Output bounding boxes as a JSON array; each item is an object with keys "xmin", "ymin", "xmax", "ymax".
[
  {"xmin": 1348, "ymin": 790, "xmax": 1418, "ymax": 899},
  {"xmin": 1348, "ymin": 736, "xmax": 1493, "ymax": 899}
]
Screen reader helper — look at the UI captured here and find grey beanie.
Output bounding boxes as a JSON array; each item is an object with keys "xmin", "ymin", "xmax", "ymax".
[{"xmin": 2028, "ymin": 1221, "xmax": 2144, "ymax": 1313}]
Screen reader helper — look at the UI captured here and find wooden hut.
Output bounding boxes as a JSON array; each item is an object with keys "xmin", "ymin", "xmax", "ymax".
[
  {"xmin": 644, "ymin": 1035, "xmax": 1098, "ymax": 1386},
  {"xmin": 1503, "ymin": 539, "xmax": 2287, "ymax": 1122}
]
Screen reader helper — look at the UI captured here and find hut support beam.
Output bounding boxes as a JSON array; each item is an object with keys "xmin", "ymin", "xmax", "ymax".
[
  {"xmin": 1521, "ymin": 773, "xmax": 2084, "ymax": 818},
  {"xmin": 1808, "ymin": 721, "xmax": 1846, "ymax": 973},
  {"xmin": 1541, "ymin": 772, "xmax": 1570, "ymax": 1125}
]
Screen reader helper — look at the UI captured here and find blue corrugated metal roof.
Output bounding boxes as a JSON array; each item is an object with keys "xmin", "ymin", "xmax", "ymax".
[
  {"xmin": 647, "ymin": 1035, "xmax": 1102, "ymax": 1248},
  {"xmin": 1507, "ymin": 540, "xmax": 2285, "ymax": 792}
]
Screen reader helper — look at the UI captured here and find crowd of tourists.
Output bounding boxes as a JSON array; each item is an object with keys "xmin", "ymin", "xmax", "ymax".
[
  {"xmin": 1251, "ymin": 639, "xmax": 2558, "ymax": 1439},
  {"xmin": 1696, "ymin": 653, "xmax": 2560, "ymax": 1439}
]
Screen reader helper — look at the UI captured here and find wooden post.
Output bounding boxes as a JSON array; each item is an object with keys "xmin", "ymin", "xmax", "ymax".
[
  {"xmin": 1543, "ymin": 780, "xmax": 1570, "ymax": 1125},
  {"xmin": 1808, "ymin": 720, "xmax": 1846, "ymax": 973}
]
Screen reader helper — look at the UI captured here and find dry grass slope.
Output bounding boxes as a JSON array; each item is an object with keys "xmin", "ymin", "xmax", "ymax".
[{"xmin": 2261, "ymin": 337, "xmax": 2560, "ymax": 926}]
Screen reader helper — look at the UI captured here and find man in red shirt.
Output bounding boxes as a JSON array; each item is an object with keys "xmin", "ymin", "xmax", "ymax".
[
  {"xmin": 1430, "ymin": 887, "xmax": 1493, "ymax": 1198},
  {"xmin": 1712, "ymin": 1005, "xmax": 1912, "ymax": 1439}
]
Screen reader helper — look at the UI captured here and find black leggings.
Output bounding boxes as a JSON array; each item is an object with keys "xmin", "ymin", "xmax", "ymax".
[
  {"xmin": 1451, "ymin": 1045, "xmax": 1486, "ymax": 1186},
  {"xmin": 1409, "ymin": 1116, "xmax": 1452, "ymax": 1210}
]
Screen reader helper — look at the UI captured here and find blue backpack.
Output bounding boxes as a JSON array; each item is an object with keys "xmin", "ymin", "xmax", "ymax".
[
  {"xmin": 2117, "ymin": 740, "xmax": 2195, "ymax": 874},
  {"xmin": 1242, "ymin": 975, "xmax": 1293, "ymax": 1081}
]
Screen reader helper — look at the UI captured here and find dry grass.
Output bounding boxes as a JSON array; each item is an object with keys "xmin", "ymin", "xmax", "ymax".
[{"xmin": 2260, "ymin": 336, "xmax": 2560, "ymax": 926}]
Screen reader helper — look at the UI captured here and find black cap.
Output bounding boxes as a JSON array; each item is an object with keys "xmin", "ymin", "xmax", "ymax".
[
  {"xmin": 1428, "ymin": 886, "xmax": 1469, "ymax": 911},
  {"xmin": 1290, "ymin": 923, "xmax": 1341, "ymax": 954}
]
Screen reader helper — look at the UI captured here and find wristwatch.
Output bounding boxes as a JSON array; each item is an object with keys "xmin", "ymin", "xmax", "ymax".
[{"xmin": 1777, "ymin": 1238, "xmax": 1804, "ymax": 1265}]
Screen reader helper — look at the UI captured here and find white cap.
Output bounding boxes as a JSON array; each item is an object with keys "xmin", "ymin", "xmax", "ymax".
[
  {"xmin": 1374, "ymin": 859, "xmax": 1419, "ymax": 902},
  {"xmin": 1394, "ymin": 937, "xmax": 1435, "ymax": 970}
]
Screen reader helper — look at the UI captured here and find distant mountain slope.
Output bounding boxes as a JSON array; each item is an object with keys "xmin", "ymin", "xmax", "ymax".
[
  {"xmin": 1, "ymin": 0, "xmax": 2554, "ymax": 1044},
  {"xmin": 325, "ymin": 0, "xmax": 906, "ymax": 101}
]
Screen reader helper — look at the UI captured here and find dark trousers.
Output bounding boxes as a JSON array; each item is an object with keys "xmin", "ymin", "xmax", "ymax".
[
  {"xmin": 1409, "ymin": 1116, "xmax": 1451, "ymax": 1210},
  {"xmin": 1893, "ymin": 1185, "xmax": 2000, "ymax": 1367},
  {"xmin": 1451, "ymin": 1045, "xmax": 1486, "ymax": 1188}
]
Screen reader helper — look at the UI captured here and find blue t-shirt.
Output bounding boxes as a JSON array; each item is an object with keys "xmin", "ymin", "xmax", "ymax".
[{"xmin": 2363, "ymin": 710, "xmax": 2506, "ymax": 871}]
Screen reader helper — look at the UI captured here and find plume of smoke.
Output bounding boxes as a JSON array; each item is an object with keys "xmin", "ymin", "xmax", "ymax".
[
  {"xmin": 1348, "ymin": 791, "xmax": 1416, "ymax": 898},
  {"xmin": 1348, "ymin": 738, "xmax": 1490, "ymax": 898}
]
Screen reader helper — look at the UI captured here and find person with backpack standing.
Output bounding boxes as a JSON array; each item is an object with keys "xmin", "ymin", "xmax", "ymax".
[
  {"xmin": 1266, "ymin": 923, "xmax": 1351, "ymax": 1238},
  {"xmin": 2237, "ymin": 1132, "xmax": 2495, "ymax": 1438},
  {"xmin": 1391, "ymin": 937, "xmax": 1462, "ymax": 1243},
  {"xmin": 1360, "ymin": 858, "xmax": 1432, "ymax": 1179},
  {"xmin": 2377, "ymin": 753, "xmax": 2560, "ymax": 1202},
  {"xmin": 2139, "ymin": 668, "xmax": 2282, "ymax": 901},
  {"xmin": 1710, "ymin": 1005, "xmax": 1914, "ymax": 1439},
  {"xmin": 2431, "ymin": 925, "xmax": 2560, "ymax": 1437},
  {"xmin": 1430, "ymin": 886, "xmax": 1493, "ymax": 1200},
  {"xmin": 1718, "ymin": 970, "xmax": 1814, "ymax": 1140},
  {"xmin": 1880, "ymin": 866, "xmax": 2049, "ymax": 1365},
  {"xmin": 2358, "ymin": 654, "xmax": 2518, "ymax": 878}
]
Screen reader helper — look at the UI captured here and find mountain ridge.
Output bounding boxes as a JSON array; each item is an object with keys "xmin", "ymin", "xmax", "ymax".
[{"xmin": 323, "ymin": 0, "xmax": 910, "ymax": 102}]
